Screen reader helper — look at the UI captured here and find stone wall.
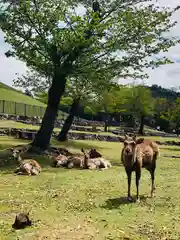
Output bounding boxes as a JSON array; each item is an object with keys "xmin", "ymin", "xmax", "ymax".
[{"xmin": 1, "ymin": 127, "xmax": 180, "ymax": 146}]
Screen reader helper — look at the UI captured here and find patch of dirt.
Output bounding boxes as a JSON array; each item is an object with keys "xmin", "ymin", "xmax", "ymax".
[
  {"xmin": 23, "ymin": 220, "xmax": 99, "ymax": 240},
  {"xmin": 134, "ymin": 222, "xmax": 176, "ymax": 240}
]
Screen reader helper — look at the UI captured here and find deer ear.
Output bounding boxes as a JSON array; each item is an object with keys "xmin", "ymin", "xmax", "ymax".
[
  {"xmin": 124, "ymin": 134, "xmax": 128, "ymax": 140},
  {"xmin": 132, "ymin": 134, "xmax": 136, "ymax": 141},
  {"xmin": 136, "ymin": 138, "xmax": 144, "ymax": 144}
]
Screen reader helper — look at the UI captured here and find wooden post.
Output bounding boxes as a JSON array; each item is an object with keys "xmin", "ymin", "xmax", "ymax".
[
  {"xmin": 2, "ymin": 100, "xmax": 5, "ymax": 113},
  {"xmin": 14, "ymin": 102, "xmax": 17, "ymax": 115},
  {"xmin": 24, "ymin": 104, "xmax": 27, "ymax": 116}
]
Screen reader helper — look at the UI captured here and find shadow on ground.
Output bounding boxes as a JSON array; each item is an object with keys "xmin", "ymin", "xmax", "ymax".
[
  {"xmin": 53, "ymin": 139, "xmax": 106, "ymax": 150},
  {"xmin": 0, "ymin": 137, "xmax": 113, "ymax": 173},
  {"xmin": 101, "ymin": 195, "xmax": 149, "ymax": 209}
]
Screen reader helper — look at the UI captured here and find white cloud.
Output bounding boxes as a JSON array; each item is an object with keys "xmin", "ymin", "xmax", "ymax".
[
  {"xmin": 0, "ymin": 0, "xmax": 180, "ymax": 89},
  {"xmin": 0, "ymin": 32, "xmax": 28, "ymax": 86}
]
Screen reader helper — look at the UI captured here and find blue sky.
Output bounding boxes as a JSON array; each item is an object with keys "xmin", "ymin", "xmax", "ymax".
[{"xmin": 0, "ymin": 0, "xmax": 180, "ymax": 89}]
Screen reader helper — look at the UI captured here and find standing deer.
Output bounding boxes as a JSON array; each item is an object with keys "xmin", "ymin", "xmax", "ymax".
[{"xmin": 121, "ymin": 134, "xmax": 159, "ymax": 202}]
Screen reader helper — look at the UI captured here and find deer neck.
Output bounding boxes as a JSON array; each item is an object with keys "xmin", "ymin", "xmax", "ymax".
[
  {"xmin": 17, "ymin": 154, "xmax": 22, "ymax": 164},
  {"xmin": 84, "ymin": 154, "xmax": 89, "ymax": 169}
]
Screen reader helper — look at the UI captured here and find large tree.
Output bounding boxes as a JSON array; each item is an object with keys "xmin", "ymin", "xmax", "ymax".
[
  {"xmin": 1, "ymin": 0, "xmax": 179, "ymax": 149},
  {"xmin": 87, "ymin": 84, "xmax": 120, "ymax": 132},
  {"xmin": 56, "ymin": 75, "xmax": 108, "ymax": 141},
  {"xmin": 124, "ymin": 85, "xmax": 154, "ymax": 134},
  {"xmin": 14, "ymin": 69, "xmax": 114, "ymax": 140}
]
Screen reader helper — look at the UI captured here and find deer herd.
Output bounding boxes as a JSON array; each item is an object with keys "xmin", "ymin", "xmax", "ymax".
[{"xmin": 9, "ymin": 133, "xmax": 159, "ymax": 203}]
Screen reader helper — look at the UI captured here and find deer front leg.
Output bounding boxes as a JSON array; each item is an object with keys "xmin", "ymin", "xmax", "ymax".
[{"xmin": 126, "ymin": 169, "xmax": 133, "ymax": 202}]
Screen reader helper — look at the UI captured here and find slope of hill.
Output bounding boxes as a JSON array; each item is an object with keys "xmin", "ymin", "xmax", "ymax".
[
  {"xmin": 0, "ymin": 82, "xmax": 68, "ymax": 118},
  {"xmin": 0, "ymin": 82, "xmax": 45, "ymax": 107},
  {"xmin": 148, "ymin": 84, "xmax": 180, "ymax": 100}
]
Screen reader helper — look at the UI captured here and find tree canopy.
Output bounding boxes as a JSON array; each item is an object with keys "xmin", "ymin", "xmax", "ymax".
[
  {"xmin": 1, "ymin": 0, "xmax": 180, "ymax": 147},
  {"xmin": 1, "ymin": 1, "xmax": 180, "ymax": 80}
]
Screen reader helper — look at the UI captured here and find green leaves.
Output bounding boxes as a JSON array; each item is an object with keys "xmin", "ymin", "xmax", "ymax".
[{"xmin": 1, "ymin": 0, "xmax": 180, "ymax": 82}]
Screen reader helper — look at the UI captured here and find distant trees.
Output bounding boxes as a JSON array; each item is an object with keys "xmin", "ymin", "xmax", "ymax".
[
  {"xmin": 122, "ymin": 85, "xmax": 154, "ymax": 134},
  {"xmin": 24, "ymin": 89, "xmax": 33, "ymax": 98}
]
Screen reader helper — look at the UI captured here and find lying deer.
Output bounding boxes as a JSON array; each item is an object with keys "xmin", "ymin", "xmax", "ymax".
[
  {"xmin": 121, "ymin": 134, "xmax": 159, "ymax": 202},
  {"xmin": 81, "ymin": 148, "xmax": 112, "ymax": 170},
  {"xmin": 50, "ymin": 152, "xmax": 84, "ymax": 169},
  {"xmin": 50, "ymin": 153, "xmax": 69, "ymax": 167},
  {"xmin": 11, "ymin": 149, "xmax": 41, "ymax": 176},
  {"xmin": 88, "ymin": 148, "xmax": 102, "ymax": 158}
]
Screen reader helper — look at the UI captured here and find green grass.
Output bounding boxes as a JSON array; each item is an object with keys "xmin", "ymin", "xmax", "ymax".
[
  {"xmin": 0, "ymin": 84, "xmax": 45, "ymax": 107},
  {"xmin": 0, "ymin": 82, "xmax": 68, "ymax": 118},
  {"xmin": 0, "ymin": 136, "xmax": 180, "ymax": 239},
  {"xmin": 0, "ymin": 82, "xmax": 47, "ymax": 117}
]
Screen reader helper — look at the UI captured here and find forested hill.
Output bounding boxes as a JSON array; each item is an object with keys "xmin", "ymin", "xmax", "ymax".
[{"xmin": 147, "ymin": 84, "xmax": 180, "ymax": 100}]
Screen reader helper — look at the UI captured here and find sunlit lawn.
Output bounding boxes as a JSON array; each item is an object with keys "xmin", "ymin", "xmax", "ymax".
[{"xmin": 0, "ymin": 136, "xmax": 180, "ymax": 239}]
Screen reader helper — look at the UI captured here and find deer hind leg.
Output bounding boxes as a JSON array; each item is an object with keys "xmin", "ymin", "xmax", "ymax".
[
  {"xmin": 23, "ymin": 163, "xmax": 32, "ymax": 176},
  {"xmin": 31, "ymin": 168, "xmax": 39, "ymax": 176},
  {"xmin": 89, "ymin": 163, "xmax": 97, "ymax": 170},
  {"xmin": 150, "ymin": 160, "xmax": 156, "ymax": 198},
  {"xmin": 136, "ymin": 168, "xmax": 141, "ymax": 203},
  {"xmin": 67, "ymin": 161, "xmax": 74, "ymax": 169}
]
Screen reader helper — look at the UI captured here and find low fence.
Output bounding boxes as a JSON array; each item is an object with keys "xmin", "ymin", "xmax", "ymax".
[{"xmin": 0, "ymin": 100, "xmax": 45, "ymax": 117}]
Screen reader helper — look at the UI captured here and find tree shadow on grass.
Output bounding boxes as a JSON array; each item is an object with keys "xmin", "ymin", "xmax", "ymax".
[
  {"xmin": 0, "ymin": 137, "xmax": 108, "ymax": 173},
  {"xmin": 52, "ymin": 139, "xmax": 106, "ymax": 151},
  {"xmin": 0, "ymin": 148, "xmax": 52, "ymax": 174},
  {"xmin": 101, "ymin": 195, "xmax": 149, "ymax": 209}
]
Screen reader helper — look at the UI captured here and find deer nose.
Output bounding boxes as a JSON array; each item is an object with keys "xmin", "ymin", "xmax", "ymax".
[{"xmin": 125, "ymin": 148, "xmax": 130, "ymax": 153}]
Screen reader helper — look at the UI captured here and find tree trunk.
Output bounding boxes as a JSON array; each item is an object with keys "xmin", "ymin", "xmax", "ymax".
[
  {"xmin": 139, "ymin": 115, "xmax": 145, "ymax": 135},
  {"xmin": 57, "ymin": 98, "xmax": 80, "ymax": 142},
  {"xmin": 31, "ymin": 73, "xmax": 66, "ymax": 150},
  {"xmin": 104, "ymin": 120, "xmax": 108, "ymax": 132}
]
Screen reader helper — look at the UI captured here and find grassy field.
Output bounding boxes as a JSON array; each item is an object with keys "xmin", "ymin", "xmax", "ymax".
[{"xmin": 0, "ymin": 136, "xmax": 180, "ymax": 239}]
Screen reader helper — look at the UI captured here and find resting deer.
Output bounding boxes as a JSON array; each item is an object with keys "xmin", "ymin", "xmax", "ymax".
[
  {"xmin": 50, "ymin": 153, "xmax": 69, "ymax": 167},
  {"xmin": 81, "ymin": 148, "xmax": 112, "ymax": 170},
  {"xmin": 66, "ymin": 155, "xmax": 84, "ymax": 169},
  {"xmin": 121, "ymin": 134, "xmax": 159, "ymax": 202},
  {"xmin": 50, "ymin": 152, "xmax": 84, "ymax": 169},
  {"xmin": 88, "ymin": 148, "xmax": 102, "ymax": 158},
  {"xmin": 11, "ymin": 149, "xmax": 41, "ymax": 176}
]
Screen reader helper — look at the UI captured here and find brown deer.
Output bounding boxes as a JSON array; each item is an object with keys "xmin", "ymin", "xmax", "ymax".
[
  {"xmin": 121, "ymin": 134, "xmax": 159, "ymax": 202},
  {"xmin": 50, "ymin": 153, "xmax": 69, "ymax": 167},
  {"xmin": 88, "ymin": 148, "xmax": 102, "ymax": 158},
  {"xmin": 81, "ymin": 148, "xmax": 112, "ymax": 170},
  {"xmin": 49, "ymin": 150, "xmax": 85, "ymax": 169},
  {"xmin": 66, "ymin": 155, "xmax": 84, "ymax": 169},
  {"xmin": 11, "ymin": 149, "xmax": 41, "ymax": 176}
]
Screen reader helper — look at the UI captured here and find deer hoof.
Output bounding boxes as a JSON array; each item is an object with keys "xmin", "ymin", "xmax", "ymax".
[
  {"xmin": 136, "ymin": 198, "xmax": 140, "ymax": 204},
  {"xmin": 127, "ymin": 196, "xmax": 133, "ymax": 202}
]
